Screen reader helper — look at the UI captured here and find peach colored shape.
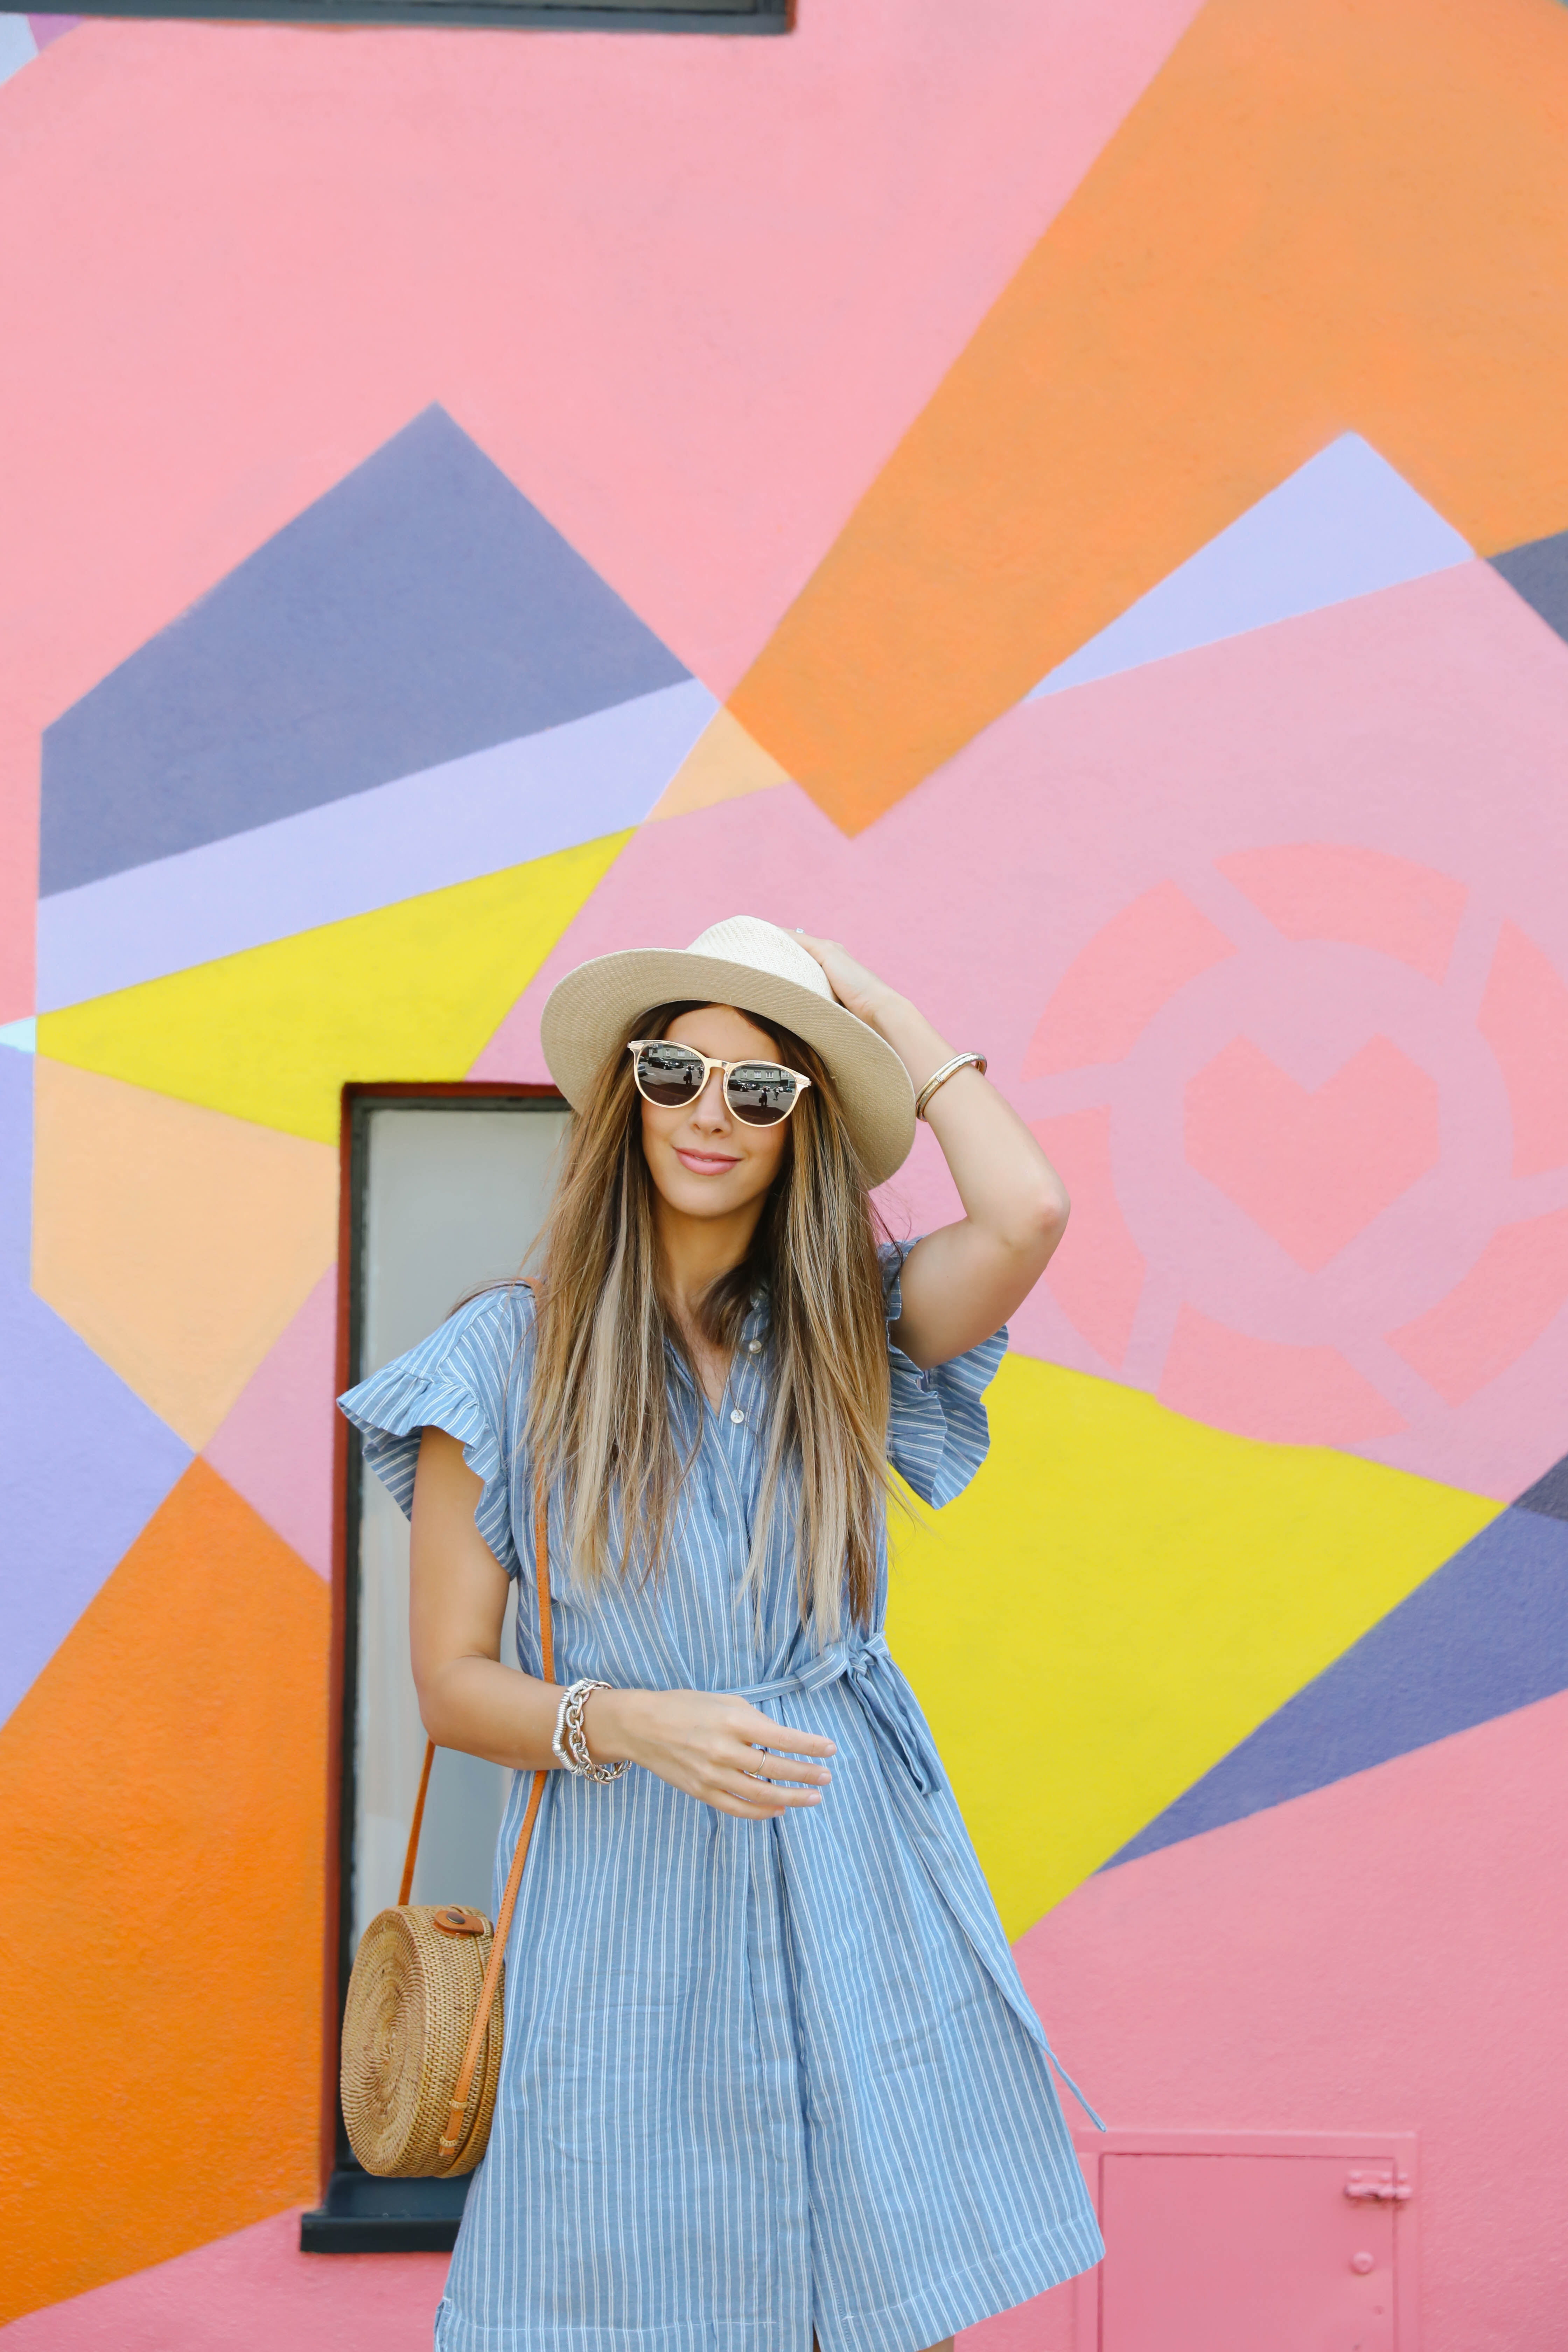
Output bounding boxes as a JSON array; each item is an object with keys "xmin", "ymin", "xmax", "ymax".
[
  {"xmin": 1022, "ymin": 882, "xmax": 1235, "ymax": 1077},
  {"xmin": 0, "ymin": 0, "xmax": 1206, "ymax": 1020},
  {"xmin": 1032, "ymin": 1109, "xmax": 1146, "ymax": 1368},
  {"xmin": 650, "ymin": 711, "xmax": 791, "ymax": 822},
  {"xmin": 1160, "ymin": 1306, "xmax": 1404, "ymax": 1445},
  {"xmin": 1184, "ymin": 1033, "xmax": 1441, "ymax": 1270},
  {"xmin": 30, "ymin": 1060, "xmax": 338, "ymax": 1450},
  {"xmin": 0, "ymin": 2207, "xmax": 445, "ymax": 2350},
  {"xmin": 1388, "ymin": 1204, "xmax": 1568, "ymax": 1406},
  {"xmin": 1478, "ymin": 920, "xmax": 1568, "ymax": 1177},
  {"xmin": 1218, "ymin": 840, "xmax": 1468, "ymax": 981},
  {"xmin": 1013, "ymin": 1694, "xmax": 1568, "ymax": 2352},
  {"xmin": 203, "ymin": 1268, "xmax": 337, "ymax": 1580}
]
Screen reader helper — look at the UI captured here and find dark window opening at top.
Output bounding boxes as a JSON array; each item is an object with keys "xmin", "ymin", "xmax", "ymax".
[{"xmin": 68, "ymin": 0, "xmax": 788, "ymax": 29}]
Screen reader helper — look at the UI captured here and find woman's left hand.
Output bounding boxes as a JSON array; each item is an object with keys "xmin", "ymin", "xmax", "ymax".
[{"xmin": 792, "ymin": 932, "xmax": 894, "ymax": 1028}]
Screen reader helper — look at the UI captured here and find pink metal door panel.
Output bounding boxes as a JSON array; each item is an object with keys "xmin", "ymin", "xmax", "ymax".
[{"xmin": 1099, "ymin": 2155, "xmax": 1396, "ymax": 2352}]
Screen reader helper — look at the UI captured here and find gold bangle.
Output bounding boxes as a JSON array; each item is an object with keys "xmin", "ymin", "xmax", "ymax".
[{"xmin": 915, "ymin": 1052, "xmax": 987, "ymax": 1120}]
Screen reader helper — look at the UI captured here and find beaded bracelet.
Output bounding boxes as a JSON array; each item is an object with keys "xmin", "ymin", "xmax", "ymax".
[
  {"xmin": 915, "ymin": 1051, "xmax": 987, "ymax": 1121},
  {"xmin": 551, "ymin": 1678, "xmax": 628, "ymax": 1784}
]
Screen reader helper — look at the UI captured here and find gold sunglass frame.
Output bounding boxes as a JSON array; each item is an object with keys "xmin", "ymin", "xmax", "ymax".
[{"xmin": 626, "ymin": 1039, "xmax": 814, "ymax": 1126}]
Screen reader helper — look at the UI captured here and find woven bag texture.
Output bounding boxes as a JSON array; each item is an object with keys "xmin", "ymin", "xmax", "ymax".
[{"xmin": 341, "ymin": 1904, "xmax": 505, "ymax": 2177}]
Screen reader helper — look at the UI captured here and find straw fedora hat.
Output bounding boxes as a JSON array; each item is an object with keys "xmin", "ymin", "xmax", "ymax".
[{"xmin": 539, "ymin": 915, "xmax": 916, "ymax": 1186}]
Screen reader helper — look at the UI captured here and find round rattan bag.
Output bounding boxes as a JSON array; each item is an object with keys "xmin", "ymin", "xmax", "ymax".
[
  {"xmin": 341, "ymin": 1898, "xmax": 507, "ymax": 2176},
  {"xmin": 340, "ymin": 1403, "xmax": 554, "ymax": 2179}
]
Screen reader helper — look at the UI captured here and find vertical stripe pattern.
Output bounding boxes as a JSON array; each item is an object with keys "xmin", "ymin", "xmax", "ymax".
[{"xmin": 339, "ymin": 1244, "xmax": 1103, "ymax": 2352}]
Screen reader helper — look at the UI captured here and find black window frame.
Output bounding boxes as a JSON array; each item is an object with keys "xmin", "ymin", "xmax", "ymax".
[
  {"xmin": 303, "ymin": 1079, "xmax": 567, "ymax": 2255},
  {"xmin": 69, "ymin": 0, "xmax": 787, "ymax": 29}
]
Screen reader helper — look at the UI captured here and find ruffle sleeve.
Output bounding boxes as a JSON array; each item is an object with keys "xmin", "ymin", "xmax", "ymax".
[
  {"xmin": 337, "ymin": 1284, "xmax": 532, "ymax": 1577},
  {"xmin": 880, "ymin": 1239, "xmax": 1007, "ymax": 1509}
]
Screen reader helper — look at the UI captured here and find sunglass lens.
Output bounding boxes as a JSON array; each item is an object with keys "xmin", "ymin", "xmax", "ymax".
[
  {"xmin": 636, "ymin": 1043, "xmax": 705, "ymax": 1106},
  {"xmin": 726, "ymin": 1064, "xmax": 798, "ymax": 1126}
]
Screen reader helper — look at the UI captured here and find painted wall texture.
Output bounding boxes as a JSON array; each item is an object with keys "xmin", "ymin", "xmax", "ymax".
[{"xmin": 2, "ymin": 1, "xmax": 1567, "ymax": 2344}]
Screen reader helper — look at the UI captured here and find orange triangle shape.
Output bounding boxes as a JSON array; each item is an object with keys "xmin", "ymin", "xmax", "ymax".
[
  {"xmin": 0, "ymin": 1462, "xmax": 329, "ymax": 2321},
  {"xmin": 730, "ymin": 0, "xmax": 1568, "ymax": 830}
]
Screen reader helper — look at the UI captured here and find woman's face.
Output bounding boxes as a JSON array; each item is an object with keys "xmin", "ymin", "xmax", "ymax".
[{"xmin": 638, "ymin": 1004, "xmax": 792, "ymax": 1224}]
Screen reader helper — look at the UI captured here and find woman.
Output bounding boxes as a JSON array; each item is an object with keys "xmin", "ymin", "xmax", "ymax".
[{"xmin": 340, "ymin": 915, "xmax": 1105, "ymax": 2352}]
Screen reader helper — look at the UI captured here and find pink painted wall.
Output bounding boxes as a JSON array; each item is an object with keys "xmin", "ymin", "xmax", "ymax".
[
  {"xmin": 983, "ymin": 1694, "xmax": 1568, "ymax": 2351},
  {"xmin": 5, "ymin": 1, "xmax": 1568, "ymax": 2343}
]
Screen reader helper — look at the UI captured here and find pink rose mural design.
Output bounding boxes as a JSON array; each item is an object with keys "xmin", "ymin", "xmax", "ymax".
[{"xmin": 1029, "ymin": 845, "xmax": 1568, "ymax": 1477}]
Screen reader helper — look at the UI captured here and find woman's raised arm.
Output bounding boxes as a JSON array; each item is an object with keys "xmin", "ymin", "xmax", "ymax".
[{"xmin": 795, "ymin": 934, "xmax": 1069, "ymax": 1371}]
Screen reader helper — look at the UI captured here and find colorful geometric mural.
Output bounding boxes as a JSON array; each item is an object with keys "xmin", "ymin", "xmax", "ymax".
[
  {"xmin": 4, "ymin": 1, "xmax": 1567, "ymax": 2343},
  {"xmin": 1104, "ymin": 1491, "xmax": 1568, "ymax": 1865}
]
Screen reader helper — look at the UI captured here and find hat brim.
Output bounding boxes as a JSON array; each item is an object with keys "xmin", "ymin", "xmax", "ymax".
[{"xmin": 539, "ymin": 947, "xmax": 916, "ymax": 1188}]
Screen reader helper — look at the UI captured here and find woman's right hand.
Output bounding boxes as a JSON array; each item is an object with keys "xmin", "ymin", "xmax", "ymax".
[{"xmin": 585, "ymin": 1687, "xmax": 834, "ymax": 1820}]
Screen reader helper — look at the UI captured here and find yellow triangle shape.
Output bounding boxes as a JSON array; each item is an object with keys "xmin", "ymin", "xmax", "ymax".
[
  {"xmin": 38, "ymin": 833, "xmax": 629, "ymax": 1143},
  {"xmin": 886, "ymin": 1354, "xmax": 1499, "ymax": 1941}
]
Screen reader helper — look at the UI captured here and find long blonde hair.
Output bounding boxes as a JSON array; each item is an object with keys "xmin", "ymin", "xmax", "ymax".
[{"xmin": 525, "ymin": 1002, "xmax": 893, "ymax": 1638}]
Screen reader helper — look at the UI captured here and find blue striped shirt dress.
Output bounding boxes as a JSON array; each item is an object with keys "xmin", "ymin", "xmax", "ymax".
[{"xmin": 338, "ymin": 1243, "xmax": 1104, "ymax": 2352}]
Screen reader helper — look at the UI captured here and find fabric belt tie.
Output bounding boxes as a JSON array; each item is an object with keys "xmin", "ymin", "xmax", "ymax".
[
  {"xmin": 736, "ymin": 1632, "xmax": 941, "ymax": 1797},
  {"xmin": 734, "ymin": 1632, "xmax": 1106, "ymax": 2135}
]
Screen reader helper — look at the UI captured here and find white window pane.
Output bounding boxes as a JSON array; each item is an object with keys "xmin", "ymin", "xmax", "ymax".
[{"xmin": 351, "ymin": 1100, "xmax": 569, "ymax": 1951}]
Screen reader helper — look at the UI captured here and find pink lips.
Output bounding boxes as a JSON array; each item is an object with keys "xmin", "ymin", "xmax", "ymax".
[{"xmin": 675, "ymin": 1148, "xmax": 740, "ymax": 1175}]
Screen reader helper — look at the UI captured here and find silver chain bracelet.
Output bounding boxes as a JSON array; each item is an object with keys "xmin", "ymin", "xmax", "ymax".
[{"xmin": 551, "ymin": 1678, "xmax": 627, "ymax": 1784}]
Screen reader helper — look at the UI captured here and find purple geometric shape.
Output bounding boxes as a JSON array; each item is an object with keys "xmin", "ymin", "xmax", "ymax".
[
  {"xmin": 41, "ymin": 404, "xmax": 690, "ymax": 896},
  {"xmin": 0, "ymin": 1053, "xmax": 190, "ymax": 1729},
  {"xmin": 29, "ymin": 16, "xmax": 82, "ymax": 46},
  {"xmin": 36, "ymin": 676, "xmax": 714, "ymax": 1009},
  {"xmin": 1514, "ymin": 1450, "xmax": 1568, "ymax": 1523},
  {"xmin": 1102, "ymin": 1503, "xmax": 1568, "ymax": 1868},
  {"xmin": 1490, "ymin": 528, "xmax": 1568, "ymax": 648}
]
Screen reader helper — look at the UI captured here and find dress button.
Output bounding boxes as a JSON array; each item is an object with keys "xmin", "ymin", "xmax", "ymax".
[
  {"xmin": 730, "ymin": 1407, "xmax": 746, "ymax": 1425},
  {"xmin": 747, "ymin": 1339, "xmax": 762, "ymax": 1355}
]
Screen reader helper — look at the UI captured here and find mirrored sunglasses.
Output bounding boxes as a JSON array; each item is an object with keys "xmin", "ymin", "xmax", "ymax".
[{"xmin": 627, "ymin": 1039, "xmax": 813, "ymax": 1128}]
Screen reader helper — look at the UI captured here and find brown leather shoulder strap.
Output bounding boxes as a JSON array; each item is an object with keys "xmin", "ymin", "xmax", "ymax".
[
  {"xmin": 397, "ymin": 1274, "xmax": 553, "ymax": 1905},
  {"xmin": 396, "ymin": 1741, "xmax": 435, "ymax": 1909},
  {"xmin": 388, "ymin": 1273, "xmax": 555, "ymax": 2170},
  {"xmin": 439, "ymin": 1429, "xmax": 552, "ymax": 2162},
  {"xmin": 396, "ymin": 1488, "xmax": 554, "ymax": 1903}
]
